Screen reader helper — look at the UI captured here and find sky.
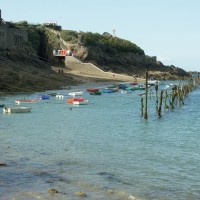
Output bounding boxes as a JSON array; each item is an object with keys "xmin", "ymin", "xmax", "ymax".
[{"xmin": 1, "ymin": 0, "xmax": 200, "ymax": 72}]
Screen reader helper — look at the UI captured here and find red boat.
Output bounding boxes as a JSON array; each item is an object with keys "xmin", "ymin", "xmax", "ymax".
[
  {"xmin": 15, "ymin": 99, "xmax": 38, "ymax": 105},
  {"xmin": 130, "ymin": 82, "xmax": 138, "ymax": 86},
  {"xmin": 86, "ymin": 88, "xmax": 99, "ymax": 92},
  {"xmin": 67, "ymin": 97, "xmax": 85, "ymax": 104}
]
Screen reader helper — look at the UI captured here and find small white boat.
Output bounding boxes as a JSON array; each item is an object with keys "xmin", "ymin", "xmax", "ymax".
[
  {"xmin": 73, "ymin": 99, "xmax": 89, "ymax": 105},
  {"xmin": 3, "ymin": 106, "xmax": 32, "ymax": 113},
  {"xmin": 120, "ymin": 90, "xmax": 127, "ymax": 94},
  {"xmin": 164, "ymin": 85, "xmax": 170, "ymax": 90},
  {"xmin": 148, "ymin": 78, "xmax": 160, "ymax": 86},
  {"xmin": 68, "ymin": 91, "xmax": 83, "ymax": 96},
  {"xmin": 56, "ymin": 94, "xmax": 64, "ymax": 99}
]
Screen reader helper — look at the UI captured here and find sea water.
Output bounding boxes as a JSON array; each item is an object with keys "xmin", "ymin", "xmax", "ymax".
[{"xmin": 0, "ymin": 81, "xmax": 199, "ymax": 200}]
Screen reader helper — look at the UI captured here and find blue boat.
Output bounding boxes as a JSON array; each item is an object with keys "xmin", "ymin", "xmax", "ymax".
[
  {"xmin": 42, "ymin": 95, "xmax": 50, "ymax": 100},
  {"xmin": 118, "ymin": 84, "xmax": 128, "ymax": 90},
  {"xmin": 38, "ymin": 95, "xmax": 50, "ymax": 100},
  {"xmin": 102, "ymin": 88, "xmax": 114, "ymax": 93}
]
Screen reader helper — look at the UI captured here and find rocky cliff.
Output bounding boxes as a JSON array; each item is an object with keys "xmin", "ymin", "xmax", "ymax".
[
  {"xmin": 0, "ymin": 22, "xmax": 190, "ymax": 93},
  {"xmin": 20, "ymin": 23, "xmax": 189, "ymax": 80},
  {"xmin": 58, "ymin": 30, "xmax": 189, "ymax": 80}
]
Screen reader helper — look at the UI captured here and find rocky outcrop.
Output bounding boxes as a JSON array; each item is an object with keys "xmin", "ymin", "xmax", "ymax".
[
  {"xmin": 57, "ymin": 30, "xmax": 190, "ymax": 79},
  {"xmin": 28, "ymin": 27, "xmax": 189, "ymax": 80}
]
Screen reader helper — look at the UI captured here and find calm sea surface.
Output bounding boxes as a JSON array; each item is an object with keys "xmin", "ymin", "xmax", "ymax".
[{"xmin": 0, "ymin": 81, "xmax": 200, "ymax": 200}]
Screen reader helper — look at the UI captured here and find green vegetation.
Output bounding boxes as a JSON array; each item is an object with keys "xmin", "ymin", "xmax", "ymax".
[
  {"xmin": 82, "ymin": 32, "xmax": 144, "ymax": 55},
  {"xmin": 44, "ymin": 30, "xmax": 60, "ymax": 49},
  {"xmin": 61, "ymin": 30, "xmax": 78, "ymax": 43},
  {"xmin": 43, "ymin": 23, "xmax": 61, "ymax": 31},
  {"xmin": 60, "ymin": 30, "xmax": 145, "ymax": 55}
]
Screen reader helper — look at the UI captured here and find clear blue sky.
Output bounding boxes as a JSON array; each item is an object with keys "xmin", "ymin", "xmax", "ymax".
[{"xmin": 1, "ymin": 0, "xmax": 200, "ymax": 72}]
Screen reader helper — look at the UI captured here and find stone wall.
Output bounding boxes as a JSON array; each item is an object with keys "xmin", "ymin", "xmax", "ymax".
[{"xmin": 0, "ymin": 25, "xmax": 28, "ymax": 50}]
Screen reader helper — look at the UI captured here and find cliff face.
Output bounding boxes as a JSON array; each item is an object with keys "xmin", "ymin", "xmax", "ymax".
[
  {"xmin": 85, "ymin": 47, "xmax": 189, "ymax": 80},
  {"xmin": 25, "ymin": 26, "xmax": 189, "ymax": 80},
  {"xmin": 0, "ymin": 22, "xmax": 190, "ymax": 93},
  {"xmin": 0, "ymin": 50, "xmax": 79, "ymax": 92},
  {"xmin": 58, "ymin": 30, "xmax": 189, "ymax": 79}
]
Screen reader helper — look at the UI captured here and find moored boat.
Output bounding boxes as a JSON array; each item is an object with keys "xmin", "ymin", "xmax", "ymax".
[
  {"xmin": 118, "ymin": 84, "xmax": 128, "ymax": 90},
  {"xmin": 73, "ymin": 99, "xmax": 89, "ymax": 105},
  {"xmin": 112, "ymin": 87, "xmax": 119, "ymax": 92},
  {"xmin": 130, "ymin": 82, "xmax": 138, "ymax": 86},
  {"xmin": 67, "ymin": 98, "xmax": 74, "ymax": 104},
  {"xmin": 125, "ymin": 87, "xmax": 135, "ymax": 91},
  {"xmin": 90, "ymin": 91, "xmax": 102, "ymax": 95},
  {"xmin": 38, "ymin": 95, "xmax": 50, "ymax": 100},
  {"xmin": 47, "ymin": 93, "xmax": 57, "ymax": 97},
  {"xmin": 133, "ymin": 84, "xmax": 146, "ymax": 90},
  {"xmin": 147, "ymin": 78, "xmax": 160, "ymax": 86},
  {"xmin": 56, "ymin": 94, "xmax": 64, "ymax": 99},
  {"xmin": 102, "ymin": 88, "xmax": 115, "ymax": 93},
  {"xmin": 15, "ymin": 99, "xmax": 38, "ymax": 105},
  {"xmin": 68, "ymin": 91, "xmax": 83, "ymax": 96},
  {"xmin": 67, "ymin": 97, "xmax": 85, "ymax": 104},
  {"xmin": 66, "ymin": 97, "xmax": 89, "ymax": 105},
  {"xmin": 3, "ymin": 106, "xmax": 32, "ymax": 113},
  {"xmin": 86, "ymin": 88, "xmax": 99, "ymax": 92}
]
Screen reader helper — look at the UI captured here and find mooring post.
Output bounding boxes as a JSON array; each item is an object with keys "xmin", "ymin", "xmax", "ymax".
[
  {"xmin": 141, "ymin": 97, "xmax": 144, "ymax": 117},
  {"xmin": 144, "ymin": 67, "xmax": 148, "ymax": 119},
  {"xmin": 155, "ymin": 82, "xmax": 159, "ymax": 113},
  {"xmin": 158, "ymin": 90, "xmax": 163, "ymax": 117}
]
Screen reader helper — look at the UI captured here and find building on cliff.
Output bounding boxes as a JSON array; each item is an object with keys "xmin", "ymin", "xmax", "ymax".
[{"xmin": 0, "ymin": 10, "xmax": 28, "ymax": 50}]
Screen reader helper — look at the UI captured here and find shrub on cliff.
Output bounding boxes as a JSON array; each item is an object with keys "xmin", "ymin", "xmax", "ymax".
[{"xmin": 60, "ymin": 30, "xmax": 145, "ymax": 55}]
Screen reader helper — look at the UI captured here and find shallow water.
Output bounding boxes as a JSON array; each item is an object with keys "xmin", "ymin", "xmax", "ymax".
[{"xmin": 0, "ymin": 81, "xmax": 200, "ymax": 200}]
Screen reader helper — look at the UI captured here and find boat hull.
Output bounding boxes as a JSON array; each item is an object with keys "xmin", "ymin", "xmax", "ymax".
[
  {"xmin": 68, "ymin": 92, "xmax": 83, "ymax": 96},
  {"xmin": 86, "ymin": 88, "xmax": 99, "ymax": 92},
  {"xmin": 67, "ymin": 98, "xmax": 88, "ymax": 105},
  {"xmin": 73, "ymin": 100, "xmax": 89, "ymax": 105},
  {"xmin": 15, "ymin": 99, "xmax": 38, "ymax": 105},
  {"xmin": 56, "ymin": 94, "xmax": 64, "ymax": 99},
  {"xmin": 90, "ymin": 91, "xmax": 102, "ymax": 95},
  {"xmin": 3, "ymin": 106, "xmax": 32, "ymax": 113},
  {"xmin": 103, "ymin": 88, "xmax": 114, "ymax": 93}
]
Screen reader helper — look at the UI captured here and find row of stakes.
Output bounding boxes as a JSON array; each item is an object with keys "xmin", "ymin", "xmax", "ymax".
[{"xmin": 141, "ymin": 72, "xmax": 200, "ymax": 119}]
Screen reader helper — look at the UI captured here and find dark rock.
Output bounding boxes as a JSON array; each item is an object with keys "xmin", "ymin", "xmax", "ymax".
[
  {"xmin": 48, "ymin": 188, "xmax": 59, "ymax": 194},
  {"xmin": 75, "ymin": 191, "xmax": 87, "ymax": 197}
]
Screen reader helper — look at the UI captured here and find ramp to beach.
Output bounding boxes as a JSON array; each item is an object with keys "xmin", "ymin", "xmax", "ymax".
[{"xmin": 64, "ymin": 56, "xmax": 143, "ymax": 82}]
